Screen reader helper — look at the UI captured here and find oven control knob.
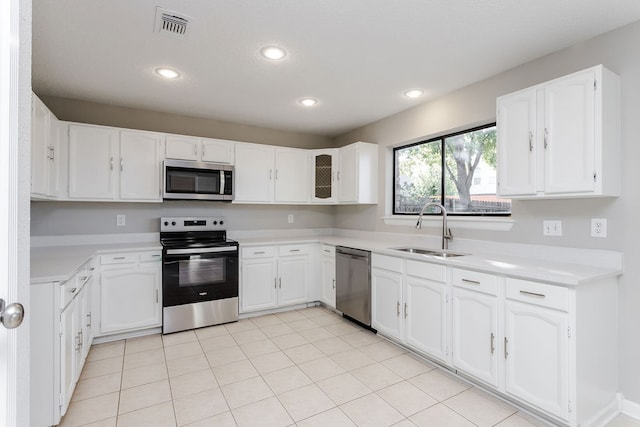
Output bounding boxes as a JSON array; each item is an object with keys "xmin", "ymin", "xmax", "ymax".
[
  {"xmin": 164, "ymin": 221, "xmax": 169, "ymax": 226},
  {"xmin": 171, "ymin": 221, "xmax": 176, "ymax": 226},
  {"xmin": 213, "ymin": 221, "xmax": 218, "ymax": 225},
  {"xmin": 220, "ymin": 220, "xmax": 224, "ymax": 225}
]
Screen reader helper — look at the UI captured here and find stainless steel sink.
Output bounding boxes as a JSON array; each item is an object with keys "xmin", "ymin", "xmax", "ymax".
[{"xmin": 391, "ymin": 247, "xmax": 466, "ymax": 258}]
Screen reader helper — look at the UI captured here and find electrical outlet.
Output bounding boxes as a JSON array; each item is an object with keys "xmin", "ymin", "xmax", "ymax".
[
  {"xmin": 591, "ymin": 218, "xmax": 607, "ymax": 238},
  {"xmin": 287, "ymin": 214, "xmax": 294, "ymax": 224},
  {"xmin": 543, "ymin": 220, "xmax": 562, "ymax": 236},
  {"xmin": 116, "ymin": 215, "xmax": 126, "ymax": 227}
]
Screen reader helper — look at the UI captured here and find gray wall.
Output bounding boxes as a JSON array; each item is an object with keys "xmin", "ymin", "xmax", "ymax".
[
  {"xmin": 31, "ymin": 201, "xmax": 335, "ymax": 236},
  {"xmin": 40, "ymin": 96, "xmax": 335, "ymax": 149},
  {"xmin": 334, "ymin": 21, "xmax": 640, "ymax": 403}
]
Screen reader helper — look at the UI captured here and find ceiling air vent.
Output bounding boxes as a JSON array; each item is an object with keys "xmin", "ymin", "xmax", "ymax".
[{"xmin": 154, "ymin": 7, "xmax": 190, "ymax": 39}]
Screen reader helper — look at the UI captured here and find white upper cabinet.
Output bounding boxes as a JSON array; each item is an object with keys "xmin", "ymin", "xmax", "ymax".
[
  {"xmin": 68, "ymin": 123, "xmax": 163, "ymax": 202},
  {"xmin": 68, "ymin": 124, "xmax": 119, "ymax": 200},
  {"xmin": 119, "ymin": 130, "xmax": 163, "ymax": 200},
  {"xmin": 165, "ymin": 134, "xmax": 235, "ymax": 164},
  {"xmin": 31, "ymin": 94, "xmax": 61, "ymax": 198},
  {"xmin": 337, "ymin": 142, "xmax": 378, "ymax": 204},
  {"xmin": 497, "ymin": 65, "xmax": 620, "ymax": 199},
  {"xmin": 234, "ymin": 143, "xmax": 311, "ymax": 203}
]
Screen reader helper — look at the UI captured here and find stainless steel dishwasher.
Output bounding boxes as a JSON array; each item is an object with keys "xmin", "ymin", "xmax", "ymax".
[{"xmin": 336, "ymin": 246, "xmax": 371, "ymax": 326}]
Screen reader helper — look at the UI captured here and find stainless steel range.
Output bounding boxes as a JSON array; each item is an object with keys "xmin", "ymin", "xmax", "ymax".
[{"xmin": 160, "ymin": 217, "xmax": 239, "ymax": 334}]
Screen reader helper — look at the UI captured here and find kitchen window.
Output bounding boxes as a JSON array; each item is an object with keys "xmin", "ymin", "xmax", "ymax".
[{"xmin": 393, "ymin": 123, "xmax": 511, "ymax": 215}]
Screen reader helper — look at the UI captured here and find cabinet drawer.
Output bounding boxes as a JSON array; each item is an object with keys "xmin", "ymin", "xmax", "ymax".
[
  {"xmin": 320, "ymin": 244, "xmax": 335, "ymax": 256},
  {"xmin": 506, "ymin": 278, "xmax": 569, "ymax": 312},
  {"xmin": 406, "ymin": 260, "xmax": 447, "ymax": 283},
  {"xmin": 372, "ymin": 254, "xmax": 403, "ymax": 273},
  {"xmin": 242, "ymin": 246, "xmax": 277, "ymax": 259},
  {"xmin": 101, "ymin": 253, "xmax": 138, "ymax": 265},
  {"xmin": 139, "ymin": 251, "xmax": 162, "ymax": 263},
  {"xmin": 278, "ymin": 244, "xmax": 311, "ymax": 256},
  {"xmin": 452, "ymin": 269, "xmax": 498, "ymax": 296},
  {"xmin": 60, "ymin": 277, "xmax": 80, "ymax": 309}
]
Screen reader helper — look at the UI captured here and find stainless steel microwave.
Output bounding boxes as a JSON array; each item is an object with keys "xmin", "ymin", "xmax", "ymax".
[{"xmin": 163, "ymin": 159, "xmax": 233, "ymax": 201}]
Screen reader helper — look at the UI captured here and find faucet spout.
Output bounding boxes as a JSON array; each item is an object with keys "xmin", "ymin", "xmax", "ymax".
[{"xmin": 415, "ymin": 202, "xmax": 453, "ymax": 250}]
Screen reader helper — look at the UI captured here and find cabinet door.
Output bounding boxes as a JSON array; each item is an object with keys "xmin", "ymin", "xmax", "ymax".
[
  {"xmin": 241, "ymin": 258, "xmax": 278, "ymax": 312},
  {"xmin": 321, "ymin": 253, "xmax": 336, "ymax": 308},
  {"xmin": 371, "ymin": 268, "xmax": 403, "ymax": 340},
  {"xmin": 544, "ymin": 70, "xmax": 596, "ymax": 194},
  {"xmin": 119, "ymin": 131, "xmax": 163, "ymax": 201},
  {"xmin": 68, "ymin": 124, "xmax": 119, "ymax": 200},
  {"xmin": 59, "ymin": 298, "xmax": 79, "ymax": 416},
  {"xmin": 201, "ymin": 138, "xmax": 235, "ymax": 164},
  {"xmin": 338, "ymin": 144, "xmax": 358, "ymax": 202},
  {"xmin": 165, "ymin": 135, "xmax": 200, "ymax": 160},
  {"xmin": 100, "ymin": 265, "xmax": 161, "ymax": 334},
  {"xmin": 496, "ymin": 89, "xmax": 537, "ymax": 196},
  {"xmin": 452, "ymin": 287, "xmax": 499, "ymax": 387},
  {"xmin": 79, "ymin": 276, "xmax": 94, "ymax": 361},
  {"xmin": 31, "ymin": 95, "xmax": 51, "ymax": 196},
  {"xmin": 278, "ymin": 256, "xmax": 308, "ymax": 306},
  {"xmin": 274, "ymin": 148, "xmax": 310, "ymax": 203},
  {"xmin": 234, "ymin": 143, "xmax": 275, "ymax": 202},
  {"xmin": 405, "ymin": 276, "xmax": 448, "ymax": 363},
  {"xmin": 312, "ymin": 150, "xmax": 338, "ymax": 203},
  {"xmin": 504, "ymin": 300, "xmax": 569, "ymax": 420}
]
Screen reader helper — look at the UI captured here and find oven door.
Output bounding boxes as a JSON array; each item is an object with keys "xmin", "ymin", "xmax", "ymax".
[{"xmin": 162, "ymin": 246, "xmax": 238, "ymax": 307}]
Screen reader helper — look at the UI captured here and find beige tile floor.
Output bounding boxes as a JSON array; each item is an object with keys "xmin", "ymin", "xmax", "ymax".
[{"xmin": 58, "ymin": 306, "xmax": 640, "ymax": 427}]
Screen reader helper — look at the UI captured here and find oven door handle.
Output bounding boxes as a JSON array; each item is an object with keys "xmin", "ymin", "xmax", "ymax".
[{"xmin": 165, "ymin": 247, "xmax": 238, "ymax": 255}]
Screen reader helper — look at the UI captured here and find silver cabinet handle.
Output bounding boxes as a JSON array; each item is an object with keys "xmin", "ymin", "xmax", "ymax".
[
  {"xmin": 120, "ymin": 158, "xmax": 123, "ymax": 171},
  {"xmin": 278, "ymin": 278, "xmax": 282, "ymax": 289},
  {"xmin": 194, "ymin": 145, "xmax": 198, "ymax": 156},
  {"xmin": 337, "ymin": 171, "xmax": 340, "ymax": 181},
  {"xmin": 269, "ymin": 169, "xmax": 273, "ymax": 180},
  {"xmin": 404, "ymin": 302, "xmax": 408, "ymax": 318},
  {"xmin": 87, "ymin": 313, "xmax": 92, "ymax": 327},
  {"xmin": 461, "ymin": 278, "xmax": 480, "ymax": 285},
  {"xmin": 275, "ymin": 169, "xmax": 278, "ymax": 180},
  {"xmin": 396, "ymin": 301, "xmax": 400, "ymax": 317},
  {"xmin": 332, "ymin": 279, "xmax": 335, "ymax": 289},
  {"xmin": 529, "ymin": 131, "xmax": 533, "ymax": 152},
  {"xmin": 289, "ymin": 249, "xmax": 300, "ymax": 253},
  {"xmin": 504, "ymin": 337, "xmax": 509, "ymax": 359},
  {"xmin": 323, "ymin": 249, "xmax": 331, "ymax": 253},
  {"xmin": 519, "ymin": 290, "xmax": 546, "ymax": 298},
  {"xmin": 544, "ymin": 128, "xmax": 549, "ymax": 149},
  {"xmin": 490, "ymin": 333, "xmax": 495, "ymax": 354},
  {"xmin": 274, "ymin": 278, "xmax": 277, "ymax": 289},
  {"xmin": 202, "ymin": 146, "xmax": 206, "ymax": 157},
  {"xmin": 156, "ymin": 290, "xmax": 159, "ymax": 303},
  {"xmin": 110, "ymin": 157, "xmax": 114, "ymax": 171},
  {"xmin": 113, "ymin": 256, "xmax": 126, "ymax": 260},
  {"xmin": 70, "ymin": 287, "xmax": 77, "ymax": 293},
  {"xmin": 253, "ymin": 251, "xmax": 266, "ymax": 255}
]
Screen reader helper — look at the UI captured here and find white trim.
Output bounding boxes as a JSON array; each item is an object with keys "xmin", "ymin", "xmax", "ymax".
[
  {"xmin": 620, "ymin": 395, "xmax": 640, "ymax": 420},
  {"xmin": 382, "ymin": 215, "xmax": 515, "ymax": 231}
]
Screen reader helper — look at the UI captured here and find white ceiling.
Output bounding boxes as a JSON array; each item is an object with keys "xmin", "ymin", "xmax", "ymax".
[{"xmin": 32, "ymin": 0, "xmax": 640, "ymax": 137}]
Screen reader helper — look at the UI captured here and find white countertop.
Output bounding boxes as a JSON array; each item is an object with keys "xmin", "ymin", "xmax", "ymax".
[
  {"xmin": 30, "ymin": 232, "xmax": 622, "ymax": 287},
  {"xmin": 31, "ymin": 243, "xmax": 162, "ymax": 284}
]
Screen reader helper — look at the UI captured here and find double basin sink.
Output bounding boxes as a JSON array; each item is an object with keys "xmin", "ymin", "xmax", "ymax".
[{"xmin": 391, "ymin": 247, "xmax": 466, "ymax": 258}]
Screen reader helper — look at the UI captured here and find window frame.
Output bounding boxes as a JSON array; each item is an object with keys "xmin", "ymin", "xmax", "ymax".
[{"xmin": 392, "ymin": 122, "xmax": 510, "ymax": 217}]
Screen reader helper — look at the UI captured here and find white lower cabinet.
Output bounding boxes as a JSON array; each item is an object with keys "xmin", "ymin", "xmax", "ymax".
[
  {"xmin": 98, "ymin": 251, "xmax": 162, "ymax": 335},
  {"xmin": 372, "ymin": 255, "xmax": 449, "ymax": 363},
  {"xmin": 240, "ymin": 244, "xmax": 310, "ymax": 313},
  {"xmin": 320, "ymin": 244, "xmax": 336, "ymax": 308},
  {"xmin": 31, "ymin": 259, "xmax": 95, "ymax": 426}
]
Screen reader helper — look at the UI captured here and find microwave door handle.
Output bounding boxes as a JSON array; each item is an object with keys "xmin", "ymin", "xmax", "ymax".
[{"xmin": 220, "ymin": 170, "xmax": 225, "ymax": 195}]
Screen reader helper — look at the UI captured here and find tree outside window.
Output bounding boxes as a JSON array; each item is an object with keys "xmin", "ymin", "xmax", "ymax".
[{"xmin": 394, "ymin": 124, "xmax": 510, "ymax": 215}]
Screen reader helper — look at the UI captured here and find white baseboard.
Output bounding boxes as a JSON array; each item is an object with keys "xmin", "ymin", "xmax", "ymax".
[{"xmin": 620, "ymin": 394, "xmax": 640, "ymax": 420}]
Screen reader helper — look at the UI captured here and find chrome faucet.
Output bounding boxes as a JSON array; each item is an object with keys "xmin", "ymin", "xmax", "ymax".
[{"xmin": 415, "ymin": 202, "xmax": 453, "ymax": 250}]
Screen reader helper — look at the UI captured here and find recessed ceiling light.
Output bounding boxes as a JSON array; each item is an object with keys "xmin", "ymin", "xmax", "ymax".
[
  {"xmin": 404, "ymin": 89, "xmax": 424, "ymax": 98},
  {"xmin": 299, "ymin": 98, "xmax": 318, "ymax": 107},
  {"xmin": 260, "ymin": 46, "xmax": 287, "ymax": 60},
  {"xmin": 155, "ymin": 67, "xmax": 181, "ymax": 79}
]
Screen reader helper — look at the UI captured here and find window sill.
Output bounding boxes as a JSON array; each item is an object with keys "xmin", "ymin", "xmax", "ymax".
[{"xmin": 382, "ymin": 215, "xmax": 515, "ymax": 231}]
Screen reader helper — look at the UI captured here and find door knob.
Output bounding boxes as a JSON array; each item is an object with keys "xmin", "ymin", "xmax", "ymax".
[{"xmin": 0, "ymin": 298, "xmax": 25, "ymax": 329}]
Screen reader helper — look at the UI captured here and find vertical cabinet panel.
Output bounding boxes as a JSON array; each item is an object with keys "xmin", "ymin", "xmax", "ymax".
[
  {"xmin": 274, "ymin": 148, "xmax": 310, "ymax": 203},
  {"xmin": 371, "ymin": 268, "xmax": 403, "ymax": 340},
  {"xmin": 234, "ymin": 143, "xmax": 275, "ymax": 202},
  {"xmin": 165, "ymin": 135, "xmax": 200, "ymax": 160},
  {"xmin": 241, "ymin": 258, "xmax": 278, "ymax": 312},
  {"xmin": 452, "ymin": 287, "xmax": 499, "ymax": 387},
  {"xmin": 497, "ymin": 89, "xmax": 537, "ymax": 196},
  {"xmin": 320, "ymin": 246, "xmax": 336, "ymax": 308},
  {"xmin": 278, "ymin": 256, "xmax": 308, "ymax": 305},
  {"xmin": 338, "ymin": 144, "xmax": 358, "ymax": 202},
  {"xmin": 544, "ymin": 71, "xmax": 596, "ymax": 194},
  {"xmin": 68, "ymin": 124, "xmax": 119, "ymax": 200},
  {"xmin": 405, "ymin": 276, "xmax": 448, "ymax": 362},
  {"xmin": 504, "ymin": 300, "xmax": 569, "ymax": 420},
  {"xmin": 119, "ymin": 131, "xmax": 163, "ymax": 200},
  {"xmin": 201, "ymin": 138, "xmax": 235, "ymax": 164}
]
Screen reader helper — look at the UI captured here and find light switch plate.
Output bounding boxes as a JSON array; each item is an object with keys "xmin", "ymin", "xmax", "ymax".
[{"xmin": 543, "ymin": 220, "xmax": 562, "ymax": 236}]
